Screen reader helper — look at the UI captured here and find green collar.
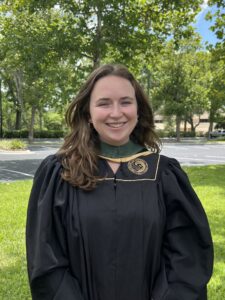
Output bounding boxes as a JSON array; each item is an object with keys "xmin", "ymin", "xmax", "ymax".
[{"xmin": 100, "ymin": 140, "xmax": 145, "ymax": 158}]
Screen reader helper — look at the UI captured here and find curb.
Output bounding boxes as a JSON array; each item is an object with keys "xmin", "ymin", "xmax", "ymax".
[{"xmin": 0, "ymin": 149, "xmax": 31, "ymax": 154}]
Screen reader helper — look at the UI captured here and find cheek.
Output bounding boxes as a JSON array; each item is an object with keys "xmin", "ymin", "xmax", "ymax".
[
  {"xmin": 129, "ymin": 107, "xmax": 138, "ymax": 120},
  {"xmin": 90, "ymin": 108, "xmax": 106, "ymax": 123}
]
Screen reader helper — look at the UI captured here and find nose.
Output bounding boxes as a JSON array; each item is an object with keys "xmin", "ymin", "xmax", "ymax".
[{"xmin": 109, "ymin": 103, "xmax": 123, "ymax": 118}]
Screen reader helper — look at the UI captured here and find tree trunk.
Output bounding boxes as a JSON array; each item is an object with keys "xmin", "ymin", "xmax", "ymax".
[
  {"xmin": 193, "ymin": 115, "xmax": 201, "ymax": 133},
  {"xmin": 14, "ymin": 70, "xmax": 23, "ymax": 130},
  {"xmin": 190, "ymin": 120, "xmax": 194, "ymax": 132},
  {"xmin": 176, "ymin": 115, "xmax": 181, "ymax": 142},
  {"xmin": 207, "ymin": 109, "xmax": 214, "ymax": 139},
  {"xmin": 0, "ymin": 78, "xmax": 3, "ymax": 138},
  {"xmin": 93, "ymin": 5, "xmax": 102, "ymax": 69},
  {"xmin": 6, "ymin": 109, "xmax": 13, "ymax": 130},
  {"xmin": 39, "ymin": 108, "xmax": 43, "ymax": 131},
  {"xmin": 184, "ymin": 120, "xmax": 187, "ymax": 132},
  {"xmin": 28, "ymin": 105, "xmax": 36, "ymax": 143},
  {"xmin": 15, "ymin": 110, "xmax": 22, "ymax": 130}
]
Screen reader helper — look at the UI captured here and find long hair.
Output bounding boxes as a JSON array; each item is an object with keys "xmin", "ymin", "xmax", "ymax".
[{"xmin": 57, "ymin": 64, "xmax": 161, "ymax": 190}]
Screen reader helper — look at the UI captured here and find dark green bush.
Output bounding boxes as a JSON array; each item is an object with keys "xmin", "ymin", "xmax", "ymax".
[
  {"xmin": 3, "ymin": 130, "xmax": 28, "ymax": 138},
  {"xmin": 181, "ymin": 131, "xmax": 196, "ymax": 137},
  {"xmin": 156, "ymin": 130, "xmax": 196, "ymax": 138},
  {"xmin": 2, "ymin": 130, "xmax": 65, "ymax": 139},
  {"xmin": 34, "ymin": 130, "xmax": 65, "ymax": 138}
]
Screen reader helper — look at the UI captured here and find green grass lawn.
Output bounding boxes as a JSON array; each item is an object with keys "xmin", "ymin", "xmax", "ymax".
[{"xmin": 0, "ymin": 165, "xmax": 225, "ymax": 299}]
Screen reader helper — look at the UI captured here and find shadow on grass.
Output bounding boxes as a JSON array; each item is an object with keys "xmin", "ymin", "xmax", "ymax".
[{"xmin": 185, "ymin": 165, "xmax": 225, "ymax": 189}]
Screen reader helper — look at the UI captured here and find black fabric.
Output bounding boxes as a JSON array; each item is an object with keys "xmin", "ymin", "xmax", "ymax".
[{"xmin": 26, "ymin": 154, "xmax": 213, "ymax": 300}]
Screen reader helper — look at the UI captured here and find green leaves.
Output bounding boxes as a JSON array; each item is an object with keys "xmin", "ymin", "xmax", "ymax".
[
  {"xmin": 150, "ymin": 36, "xmax": 211, "ymax": 131},
  {"xmin": 1, "ymin": 0, "xmax": 218, "ymax": 138}
]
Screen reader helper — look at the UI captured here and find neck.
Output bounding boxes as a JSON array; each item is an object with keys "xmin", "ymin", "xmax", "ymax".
[{"xmin": 100, "ymin": 140, "xmax": 145, "ymax": 158}]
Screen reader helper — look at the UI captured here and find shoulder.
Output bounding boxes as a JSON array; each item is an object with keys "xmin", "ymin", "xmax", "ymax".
[
  {"xmin": 37, "ymin": 154, "xmax": 61, "ymax": 171},
  {"xmin": 144, "ymin": 153, "xmax": 186, "ymax": 182},
  {"xmin": 34, "ymin": 154, "xmax": 62, "ymax": 182},
  {"xmin": 158, "ymin": 154, "xmax": 181, "ymax": 170},
  {"xmin": 143, "ymin": 153, "xmax": 181, "ymax": 173}
]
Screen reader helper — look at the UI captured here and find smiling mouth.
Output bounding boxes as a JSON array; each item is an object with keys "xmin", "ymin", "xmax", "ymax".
[{"xmin": 106, "ymin": 122, "xmax": 127, "ymax": 128}]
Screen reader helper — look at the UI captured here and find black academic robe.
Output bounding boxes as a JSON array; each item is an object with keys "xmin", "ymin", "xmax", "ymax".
[{"xmin": 26, "ymin": 153, "xmax": 213, "ymax": 300}]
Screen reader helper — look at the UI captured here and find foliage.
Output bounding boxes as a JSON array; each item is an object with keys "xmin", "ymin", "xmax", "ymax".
[
  {"xmin": 43, "ymin": 112, "xmax": 63, "ymax": 131},
  {"xmin": 156, "ymin": 130, "xmax": 196, "ymax": 138},
  {"xmin": 0, "ymin": 3, "xmax": 79, "ymax": 139},
  {"xmin": 2, "ymin": 129, "xmax": 65, "ymax": 139},
  {"xmin": 33, "ymin": 130, "xmax": 65, "ymax": 138},
  {"xmin": 206, "ymin": 0, "xmax": 225, "ymax": 69},
  {"xmin": 207, "ymin": 58, "xmax": 225, "ymax": 134},
  {"xmin": 0, "ymin": 0, "xmax": 224, "ymax": 140},
  {"xmin": 0, "ymin": 139, "xmax": 27, "ymax": 150},
  {"xmin": 23, "ymin": 0, "xmax": 204, "ymax": 67},
  {"xmin": 207, "ymin": 0, "xmax": 225, "ymax": 44},
  {"xmin": 150, "ymin": 36, "xmax": 211, "ymax": 140},
  {"xmin": 215, "ymin": 116, "xmax": 225, "ymax": 129}
]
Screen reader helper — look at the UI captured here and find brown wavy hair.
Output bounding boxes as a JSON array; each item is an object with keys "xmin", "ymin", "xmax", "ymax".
[{"xmin": 57, "ymin": 64, "xmax": 161, "ymax": 190}]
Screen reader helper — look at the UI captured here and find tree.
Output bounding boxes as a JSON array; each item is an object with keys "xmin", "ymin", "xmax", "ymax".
[
  {"xmin": 22, "ymin": 0, "xmax": 204, "ymax": 68},
  {"xmin": 0, "ymin": 0, "xmax": 207, "ymax": 139},
  {"xmin": 182, "ymin": 51, "xmax": 211, "ymax": 132},
  {"xmin": 0, "ymin": 3, "xmax": 78, "ymax": 139},
  {"xmin": 207, "ymin": 0, "xmax": 225, "ymax": 44},
  {"xmin": 151, "ymin": 36, "xmax": 210, "ymax": 141},
  {"xmin": 0, "ymin": 76, "xmax": 2, "ymax": 138},
  {"xmin": 206, "ymin": 0, "xmax": 225, "ymax": 61},
  {"xmin": 207, "ymin": 58, "xmax": 225, "ymax": 135}
]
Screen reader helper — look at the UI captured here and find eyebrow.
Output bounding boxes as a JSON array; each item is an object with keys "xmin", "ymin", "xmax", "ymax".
[{"xmin": 96, "ymin": 96, "xmax": 135, "ymax": 101}]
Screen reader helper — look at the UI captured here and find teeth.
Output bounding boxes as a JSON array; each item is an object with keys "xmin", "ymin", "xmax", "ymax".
[{"xmin": 107, "ymin": 122, "xmax": 125, "ymax": 128}]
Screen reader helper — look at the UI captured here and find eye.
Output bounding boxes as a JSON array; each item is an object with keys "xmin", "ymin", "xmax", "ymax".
[
  {"xmin": 97, "ymin": 102, "xmax": 110, "ymax": 107},
  {"xmin": 121, "ymin": 100, "xmax": 132, "ymax": 105},
  {"xmin": 96, "ymin": 98, "xmax": 111, "ymax": 107}
]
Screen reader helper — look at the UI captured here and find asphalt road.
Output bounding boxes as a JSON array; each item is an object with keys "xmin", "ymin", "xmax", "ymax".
[{"xmin": 0, "ymin": 140, "xmax": 225, "ymax": 182}]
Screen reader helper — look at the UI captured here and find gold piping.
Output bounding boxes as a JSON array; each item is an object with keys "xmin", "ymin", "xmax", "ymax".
[{"xmin": 98, "ymin": 150, "xmax": 153, "ymax": 163}]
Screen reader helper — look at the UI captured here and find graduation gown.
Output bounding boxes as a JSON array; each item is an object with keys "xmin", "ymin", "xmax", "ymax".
[{"xmin": 26, "ymin": 153, "xmax": 213, "ymax": 300}]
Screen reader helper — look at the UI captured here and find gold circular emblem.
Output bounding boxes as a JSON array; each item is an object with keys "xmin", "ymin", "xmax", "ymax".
[{"xmin": 127, "ymin": 158, "xmax": 148, "ymax": 175}]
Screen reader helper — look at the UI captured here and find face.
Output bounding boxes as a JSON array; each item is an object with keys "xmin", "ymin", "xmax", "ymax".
[{"xmin": 89, "ymin": 75, "xmax": 138, "ymax": 146}]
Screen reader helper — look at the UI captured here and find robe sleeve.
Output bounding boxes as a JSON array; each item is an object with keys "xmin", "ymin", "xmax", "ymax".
[
  {"xmin": 152, "ymin": 158, "xmax": 213, "ymax": 300},
  {"xmin": 26, "ymin": 155, "xmax": 84, "ymax": 300}
]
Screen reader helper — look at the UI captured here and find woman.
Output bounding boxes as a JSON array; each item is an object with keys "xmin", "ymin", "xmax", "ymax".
[{"xmin": 26, "ymin": 64, "xmax": 213, "ymax": 300}]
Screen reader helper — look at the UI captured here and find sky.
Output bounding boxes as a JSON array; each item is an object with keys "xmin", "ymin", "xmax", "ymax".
[{"xmin": 194, "ymin": 0, "xmax": 220, "ymax": 45}]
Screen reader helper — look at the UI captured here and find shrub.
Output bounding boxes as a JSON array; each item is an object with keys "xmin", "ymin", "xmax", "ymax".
[
  {"xmin": 2, "ymin": 130, "xmax": 65, "ymax": 139},
  {"xmin": 3, "ymin": 130, "xmax": 29, "ymax": 138},
  {"xmin": 33, "ymin": 130, "xmax": 65, "ymax": 138},
  {"xmin": 0, "ymin": 139, "xmax": 27, "ymax": 150},
  {"xmin": 181, "ymin": 131, "xmax": 196, "ymax": 138},
  {"xmin": 156, "ymin": 130, "xmax": 196, "ymax": 138},
  {"xmin": 44, "ymin": 112, "xmax": 63, "ymax": 130}
]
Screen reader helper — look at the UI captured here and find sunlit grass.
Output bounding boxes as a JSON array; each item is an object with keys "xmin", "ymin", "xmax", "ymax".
[
  {"xmin": 0, "ymin": 139, "xmax": 27, "ymax": 150},
  {"xmin": 0, "ymin": 165, "xmax": 225, "ymax": 299},
  {"xmin": 183, "ymin": 165, "xmax": 225, "ymax": 299},
  {"xmin": 0, "ymin": 181, "xmax": 32, "ymax": 300}
]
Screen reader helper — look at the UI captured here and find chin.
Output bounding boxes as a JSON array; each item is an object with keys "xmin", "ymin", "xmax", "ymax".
[{"xmin": 108, "ymin": 139, "xmax": 129, "ymax": 146}]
